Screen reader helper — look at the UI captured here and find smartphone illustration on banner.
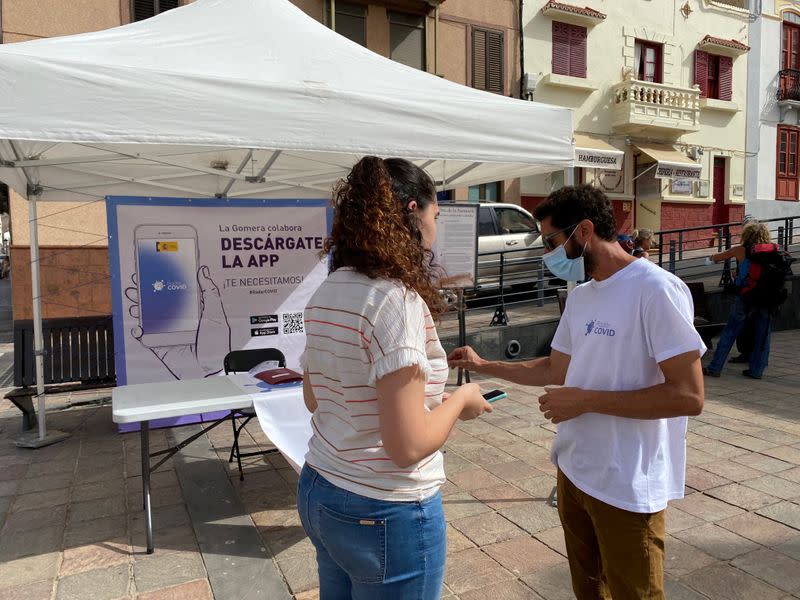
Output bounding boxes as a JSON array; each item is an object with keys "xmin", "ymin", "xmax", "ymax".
[{"xmin": 134, "ymin": 225, "xmax": 200, "ymax": 347}]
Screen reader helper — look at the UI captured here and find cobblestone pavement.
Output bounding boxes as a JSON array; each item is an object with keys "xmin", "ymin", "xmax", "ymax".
[{"xmin": 0, "ymin": 331, "xmax": 799, "ymax": 599}]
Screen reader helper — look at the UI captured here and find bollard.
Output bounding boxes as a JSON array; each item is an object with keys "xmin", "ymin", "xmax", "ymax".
[{"xmin": 778, "ymin": 226, "xmax": 785, "ymax": 250}]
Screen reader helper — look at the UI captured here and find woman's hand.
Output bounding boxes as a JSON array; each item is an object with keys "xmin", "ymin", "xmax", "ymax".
[{"xmin": 448, "ymin": 383, "xmax": 492, "ymax": 421}]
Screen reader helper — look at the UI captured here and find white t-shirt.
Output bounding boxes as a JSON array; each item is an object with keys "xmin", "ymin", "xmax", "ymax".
[
  {"xmin": 301, "ymin": 268, "xmax": 447, "ymax": 502},
  {"xmin": 550, "ymin": 258, "xmax": 706, "ymax": 513}
]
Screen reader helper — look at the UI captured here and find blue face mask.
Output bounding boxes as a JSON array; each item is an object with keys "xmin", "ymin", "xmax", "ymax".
[{"xmin": 542, "ymin": 227, "xmax": 587, "ymax": 281}]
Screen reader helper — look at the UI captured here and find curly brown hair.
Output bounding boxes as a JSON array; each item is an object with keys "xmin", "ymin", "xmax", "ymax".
[{"xmin": 323, "ymin": 156, "xmax": 445, "ymax": 317}]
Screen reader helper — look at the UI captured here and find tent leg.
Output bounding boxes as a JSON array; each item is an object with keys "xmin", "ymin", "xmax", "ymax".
[{"xmin": 15, "ymin": 189, "xmax": 69, "ymax": 449}]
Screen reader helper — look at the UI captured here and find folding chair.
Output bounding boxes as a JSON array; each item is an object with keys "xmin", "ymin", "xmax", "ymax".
[{"xmin": 223, "ymin": 348, "xmax": 285, "ymax": 481}]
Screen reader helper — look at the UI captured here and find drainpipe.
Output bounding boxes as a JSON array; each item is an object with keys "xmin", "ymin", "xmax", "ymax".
[
  {"xmin": 519, "ymin": 0, "xmax": 525, "ymax": 98},
  {"xmin": 434, "ymin": 4, "xmax": 439, "ymax": 74},
  {"xmin": 0, "ymin": 0, "xmax": 4, "ymax": 45}
]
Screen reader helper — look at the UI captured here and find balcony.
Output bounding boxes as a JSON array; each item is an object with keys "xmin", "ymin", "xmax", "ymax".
[
  {"xmin": 611, "ymin": 79, "xmax": 700, "ymax": 135},
  {"xmin": 777, "ymin": 69, "xmax": 800, "ymax": 123}
]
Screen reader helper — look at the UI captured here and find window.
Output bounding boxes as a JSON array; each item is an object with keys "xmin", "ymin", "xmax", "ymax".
[
  {"xmin": 478, "ymin": 207, "xmax": 497, "ymax": 236},
  {"xmin": 777, "ymin": 125, "xmax": 799, "ymax": 201},
  {"xmin": 469, "ymin": 182, "xmax": 501, "ymax": 202},
  {"xmin": 783, "ymin": 21, "xmax": 800, "ymax": 70},
  {"xmin": 326, "ymin": 1, "xmax": 367, "ymax": 47},
  {"xmin": 132, "ymin": 0, "xmax": 180, "ymax": 22},
  {"xmin": 494, "ymin": 207, "xmax": 537, "ymax": 235},
  {"xmin": 472, "ymin": 28, "xmax": 504, "ymax": 94},
  {"xmin": 694, "ymin": 51, "xmax": 732, "ymax": 100},
  {"xmin": 389, "ymin": 11, "xmax": 425, "ymax": 70},
  {"xmin": 635, "ymin": 40, "xmax": 662, "ymax": 83},
  {"xmin": 552, "ymin": 22, "xmax": 587, "ymax": 79}
]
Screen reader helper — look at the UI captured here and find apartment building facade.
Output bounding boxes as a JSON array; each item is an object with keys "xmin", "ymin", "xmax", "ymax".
[
  {"xmin": 521, "ymin": 0, "xmax": 752, "ymax": 239},
  {"xmin": 1, "ymin": 0, "xmax": 521, "ymax": 321},
  {"xmin": 746, "ymin": 0, "xmax": 800, "ymax": 220}
]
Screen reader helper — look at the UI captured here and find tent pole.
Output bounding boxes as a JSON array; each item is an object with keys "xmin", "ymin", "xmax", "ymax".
[
  {"xmin": 331, "ymin": 0, "xmax": 336, "ymax": 31},
  {"xmin": 434, "ymin": 5, "xmax": 439, "ymax": 74},
  {"xmin": 15, "ymin": 185, "xmax": 69, "ymax": 448}
]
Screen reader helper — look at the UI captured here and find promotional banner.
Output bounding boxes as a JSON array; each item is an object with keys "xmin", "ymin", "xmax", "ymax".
[{"xmin": 107, "ymin": 197, "xmax": 330, "ymax": 394}]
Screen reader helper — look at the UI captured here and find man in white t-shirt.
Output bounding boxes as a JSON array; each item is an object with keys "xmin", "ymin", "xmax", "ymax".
[{"xmin": 448, "ymin": 185, "xmax": 705, "ymax": 600}]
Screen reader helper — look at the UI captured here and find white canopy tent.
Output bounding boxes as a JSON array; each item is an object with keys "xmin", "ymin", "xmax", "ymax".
[{"xmin": 0, "ymin": 0, "xmax": 573, "ymax": 446}]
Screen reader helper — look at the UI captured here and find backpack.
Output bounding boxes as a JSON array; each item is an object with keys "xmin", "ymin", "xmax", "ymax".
[{"xmin": 740, "ymin": 243, "xmax": 795, "ymax": 310}]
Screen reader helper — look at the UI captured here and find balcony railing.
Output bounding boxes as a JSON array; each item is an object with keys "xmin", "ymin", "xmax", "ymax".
[
  {"xmin": 777, "ymin": 68, "xmax": 800, "ymax": 102},
  {"xmin": 611, "ymin": 79, "xmax": 700, "ymax": 134}
]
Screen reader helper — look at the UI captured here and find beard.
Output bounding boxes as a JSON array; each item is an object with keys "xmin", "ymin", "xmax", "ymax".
[{"xmin": 567, "ymin": 238, "xmax": 595, "ymax": 278}]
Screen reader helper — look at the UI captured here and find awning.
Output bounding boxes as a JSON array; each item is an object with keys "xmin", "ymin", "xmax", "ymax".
[
  {"xmin": 574, "ymin": 134, "xmax": 624, "ymax": 170},
  {"xmin": 634, "ymin": 143, "xmax": 701, "ymax": 180}
]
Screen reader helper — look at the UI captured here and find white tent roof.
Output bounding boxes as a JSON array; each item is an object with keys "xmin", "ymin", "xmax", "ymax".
[{"xmin": 0, "ymin": 0, "xmax": 572, "ymax": 202}]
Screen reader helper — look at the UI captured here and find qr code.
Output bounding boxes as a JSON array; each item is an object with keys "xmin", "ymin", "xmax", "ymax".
[{"xmin": 281, "ymin": 312, "xmax": 304, "ymax": 335}]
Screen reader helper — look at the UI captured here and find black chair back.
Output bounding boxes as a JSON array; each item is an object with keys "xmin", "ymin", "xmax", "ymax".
[{"xmin": 223, "ymin": 348, "xmax": 286, "ymax": 374}]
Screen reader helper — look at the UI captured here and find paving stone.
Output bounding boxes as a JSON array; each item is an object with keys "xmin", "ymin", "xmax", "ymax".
[
  {"xmin": 669, "ymin": 492, "xmax": 745, "ymax": 522},
  {"xmin": 0, "ymin": 552, "xmax": 59, "ymax": 590},
  {"xmin": 293, "ymin": 590, "xmax": 320, "ymax": 600},
  {"xmin": 449, "ymin": 467, "xmax": 507, "ymax": 491},
  {"xmin": 127, "ymin": 484, "xmax": 185, "ymax": 510},
  {"xmin": 65, "ymin": 514, "xmax": 127, "ymax": 548},
  {"xmin": 0, "ymin": 480, "xmax": 19, "ymax": 497},
  {"xmin": 24, "ymin": 459, "xmax": 75, "ymax": 478},
  {"xmin": 0, "ymin": 523, "xmax": 64, "ymax": 561},
  {"xmin": 731, "ymin": 548, "xmax": 800, "ymax": 593},
  {"xmin": 693, "ymin": 440, "xmax": 749, "ymax": 459},
  {"xmin": 130, "ymin": 523, "xmax": 199, "ymax": 558},
  {"xmin": 515, "ymin": 475, "xmax": 557, "ymax": 500},
  {"xmin": 276, "ymin": 554, "xmax": 319, "ymax": 595},
  {"xmin": 133, "ymin": 551, "xmax": 207, "ymax": 593},
  {"xmin": 483, "ymin": 536, "xmax": 565, "ymax": 577},
  {"xmin": 533, "ymin": 527, "xmax": 568, "ymax": 557},
  {"xmin": 681, "ymin": 563, "xmax": 784, "ymax": 600},
  {"xmin": 743, "ymin": 474, "xmax": 800, "ymax": 500},
  {"xmin": 136, "ymin": 579, "xmax": 213, "ymax": 600},
  {"xmin": 0, "ymin": 580, "xmax": 53, "ymax": 600},
  {"xmin": 259, "ymin": 524, "xmax": 313, "ymax": 561},
  {"xmin": 60, "ymin": 538, "xmax": 130, "ymax": 576},
  {"xmin": 56, "ymin": 563, "xmax": 130, "ymax": 600},
  {"xmin": 446, "ymin": 523, "xmax": 476, "ymax": 554},
  {"xmin": 774, "ymin": 535, "xmax": 800, "ymax": 561},
  {"xmin": 451, "ymin": 511, "xmax": 527, "ymax": 546},
  {"xmin": 663, "ymin": 577, "xmax": 710, "ymax": 600},
  {"xmin": 481, "ymin": 460, "xmax": 544, "ymax": 483},
  {"xmin": 441, "ymin": 451, "xmax": 475, "ymax": 475},
  {"xmin": 10, "ymin": 486, "xmax": 71, "ymax": 513},
  {"xmin": 73, "ymin": 481, "xmax": 128, "ymax": 503},
  {"xmin": 757, "ymin": 501, "xmax": 800, "ymax": 530},
  {"xmin": 779, "ymin": 466, "xmax": 800, "ymax": 483},
  {"xmin": 665, "ymin": 507, "xmax": 706, "ymax": 534},
  {"xmin": 520, "ymin": 562, "xmax": 575, "ymax": 600},
  {"xmin": 16, "ymin": 472, "xmax": 74, "ymax": 494},
  {"xmin": 726, "ymin": 434, "xmax": 779, "ymax": 453},
  {"xmin": 499, "ymin": 501, "xmax": 562, "ymax": 535},
  {"xmin": 704, "ymin": 482, "xmax": 780, "ymax": 511},
  {"xmin": 664, "ymin": 535, "xmax": 718, "ymax": 577},
  {"xmin": 673, "ymin": 523, "xmax": 759, "ymax": 560},
  {"xmin": 717, "ymin": 512, "xmax": 799, "ymax": 547},
  {"xmin": 471, "ymin": 483, "xmax": 535, "ymax": 511},
  {"xmin": 684, "ymin": 466, "xmax": 731, "ymax": 491},
  {"xmin": 69, "ymin": 495, "xmax": 127, "ymax": 524},
  {"xmin": 702, "ymin": 459, "xmax": 764, "ymax": 481},
  {"xmin": 444, "ymin": 547, "xmax": 514, "ymax": 595},
  {"xmin": 763, "ymin": 446, "xmax": 800, "ymax": 465},
  {"xmin": 442, "ymin": 491, "xmax": 493, "ymax": 522},
  {"xmin": 459, "ymin": 579, "xmax": 545, "ymax": 600},
  {"xmin": 1, "ymin": 503, "xmax": 67, "ymax": 534},
  {"xmin": 733, "ymin": 453, "xmax": 794, "ymax": 474}
]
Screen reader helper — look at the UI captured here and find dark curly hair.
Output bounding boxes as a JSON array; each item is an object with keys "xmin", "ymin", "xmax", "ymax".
[
  {"xmin": 323, "ymin": 156, "xmax": 445, "ymax": 317},
  {"xmin": 534, "ymin": 184, "xmax": 618, "ymax": 241}
]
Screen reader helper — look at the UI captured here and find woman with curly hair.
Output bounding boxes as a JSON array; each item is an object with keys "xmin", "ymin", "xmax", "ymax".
[
  {"xmin": 703, "ymin": 220, "xmax": 774, "ymax": 379},
  {"xmin": 297, "ymin": 156, "xmax": 491, "ymax": 599}
]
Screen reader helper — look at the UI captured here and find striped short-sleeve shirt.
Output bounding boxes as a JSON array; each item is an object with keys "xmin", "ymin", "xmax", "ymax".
[{"xmin": 301, "ymin": 268, "xmax": 448, "ymax": 501}]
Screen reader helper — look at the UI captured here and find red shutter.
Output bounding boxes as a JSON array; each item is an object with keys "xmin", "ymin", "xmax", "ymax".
[
  {"xmin": 719, "ymin": 55, "xmax": 733, "ymax": 101},
  {"xmin": 694, "ymin": 50, "xmax": 709, "ymax": 98},
  {"xmin": 569, "ymin": 25, "xmax": 587, "ymax": 78},
  {"xmin": 552, "ymin": 22, "xmax": 570, "ymax": 76}
]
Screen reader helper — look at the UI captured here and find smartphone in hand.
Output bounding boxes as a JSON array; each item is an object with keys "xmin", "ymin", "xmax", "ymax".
[{"xmin": 482, "ymin": 389, "xmax": 507, "ymax": 403}]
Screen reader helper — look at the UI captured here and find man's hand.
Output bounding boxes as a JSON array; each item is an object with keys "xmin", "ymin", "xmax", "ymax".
[
  {"xmin": 539, "ymin": 385, "xmax": 586, "ymax": 424},
  {"xmin": 447, "ymin": 346, "xmax": 485, "ymax": 371}
]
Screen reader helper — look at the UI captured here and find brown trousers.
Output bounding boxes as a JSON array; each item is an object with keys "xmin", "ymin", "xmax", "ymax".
[{"xmin": 557, "ymin": 470, "xmax": 666, "ymax": 600}]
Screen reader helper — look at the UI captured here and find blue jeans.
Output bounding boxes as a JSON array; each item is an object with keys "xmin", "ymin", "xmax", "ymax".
[
  {"xmin": 708, "ymin": 297, "xmax": 772, "ymax": 377},
  {"xmin": 297, "ymin": 465, "xmax": 446, "ymax": 600}
]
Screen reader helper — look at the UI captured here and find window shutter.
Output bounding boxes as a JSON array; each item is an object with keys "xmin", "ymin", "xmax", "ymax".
[
  {"xmin": 133, "ymin": 0, "xmax": 155, "ymax": 21},
  {"xmin": 552, "ymin": 22, "xmax": 570, "ymax": 76},
  {"xmin": 472, "ymin": 29, "xmax": 487, "ymax": 90},
  {"xmin": 159, "ymin": 0, "xmax": 180, "ymax": 10},
  {"xmin": 694, "ymin": 50, "xmax": 709, "ymax": 98},
  {"xmin": 486, "ymin": 31, "xmax": 504, "ymax": 93},
  {"xmin": 569, "ymin": 25, "xmax": 587, "ymax": 78},
  {"xmin": 718, "ymin": 55, "xmax": 733, "ymax": 101}
]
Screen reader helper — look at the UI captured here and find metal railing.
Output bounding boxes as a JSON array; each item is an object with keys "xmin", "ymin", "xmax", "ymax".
[{"xmin": 777, "ymin": 69, "xmax": 800, "ymax": 102}]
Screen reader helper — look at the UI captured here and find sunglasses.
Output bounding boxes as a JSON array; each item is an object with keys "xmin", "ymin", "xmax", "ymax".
[{"xmin": 541, "ymin": 223, "xmax": 579, "ymax": 252}]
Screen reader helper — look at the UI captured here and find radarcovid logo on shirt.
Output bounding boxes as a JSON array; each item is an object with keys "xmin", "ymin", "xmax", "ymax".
[{"xmin": 585, "ymin": 319, "xmax": 616, "ymax": 337}]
